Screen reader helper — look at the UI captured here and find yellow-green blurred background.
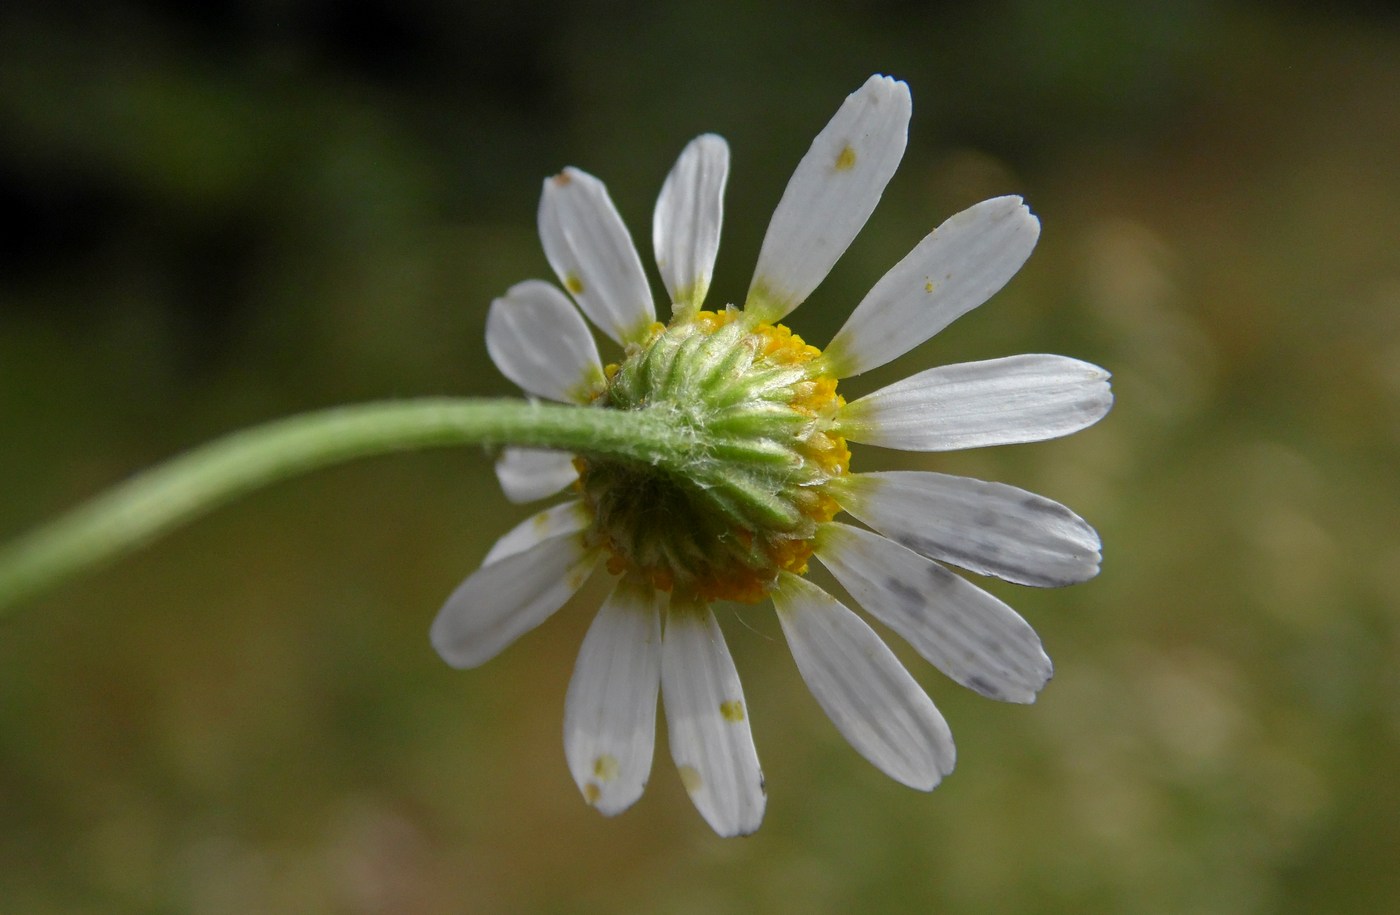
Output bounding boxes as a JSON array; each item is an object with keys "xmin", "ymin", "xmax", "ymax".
[{"xmin": 3, "ymin": 1, "xmax": 1399, "ymax": 912}]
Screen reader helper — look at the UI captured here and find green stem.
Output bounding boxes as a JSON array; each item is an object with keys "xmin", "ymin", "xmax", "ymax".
[{"xmin": 0, "ymin": 397, "xmax": 690, "ymax": 614}]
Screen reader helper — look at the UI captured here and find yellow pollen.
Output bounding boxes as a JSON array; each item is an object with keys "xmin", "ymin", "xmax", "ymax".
[
  {"xmin": 593, "ymin": 754, "xmax": 620, "ymax": 781},
  {"xmin": 835, "ymin": 145, "xmax": 857, "ymax": 171},
  {"xmin": 720, "ymin": 700, "xmax": 746, "ymax": 722},
  {"xmin": 565, "ymin": 273, "xmax": 585, "ymax": 295},
  {"xmin": 694, "ymin": 309, "xmax": 737, "ymax": 333}
]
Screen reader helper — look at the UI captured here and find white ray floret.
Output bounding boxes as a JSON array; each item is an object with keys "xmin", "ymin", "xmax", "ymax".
[
  {"xmin": 832, "ymin": 471, "xmax": 1102, "ymax": 587},
  {"xmin": 539, "ymin": 167, "xmax": 656, "ymax": 345},
  {"xmin": 482, "ymin": 499, "xmax": 591, "ymax": 566},
  {"xmin": 661, "ymin": 600, "xmax": 766, "ymax": 837},
  {"xmin": 746, "ymin": 75, "xmax": 911, "ymax": 323},
  {"xmin": 494, "ymin": 447, "xmax": 578, "ymax": 504},
  {"xmin": 816, "ymin": 523, "xmax": 1053, "ymax": 703},
  {"xmin": 486, "ymin": 280, "xmax": 606, "ymax": 403},
  {"xmin": 822, "ymin": 196, "xmax": 1041, "ymax": 378},
  {"xmin": 653, "ymin": 133, "xmax": 729, "ymax": 316},
  {"xmin": 564, "ymin": 579, "xmax": 664, "ymax": 816},
  {"xmin": 431, "ymin": 534, "xmax": 599, "ymax": 670},
  {"xmin": 772, "ymin": 572, "xmax": 956, "ymax": 791},
  {"xmin": 839, "ymin": 353, "xmax": 1113, "ymax": 451}
]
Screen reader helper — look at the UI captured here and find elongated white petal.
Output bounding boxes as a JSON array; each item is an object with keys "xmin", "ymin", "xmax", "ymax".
[
  {"xmin": 772, "ymin": 572, "xmax": 954, "ymax": 790},
  {"xmin": 823, "ymin": 197, "xmax": 1041, "ymax": 377},
  {"xmin": 564, "ymin": 578, "xmax": 663, "ymax": 816},
  {"xmin": 745, "ymin": 75, "xmax": 911, "ymax": 323},
  {"xmin": 653, "ymin": 134, "xmax": 729, "ymax": 316},
  {"xmin": 840, "ymin": 354, "xmax": 1113, "ymax": 451},
  {"xmin": 834, "ymin": 471, "xmax": 1101, "ymax": 587},
  {"xmin": 661, "ymin": 600, "xmax": 765, "ymax": 837},
  {"xmin": 494, "ymin": 447, "xmax": 577, "ymax": 504},
  {"xmin": 486, "ymin": 280, "xmax": 605, "ymax": 402},
  {"xmin": 817, "ymin": 523, "xmax": 1052, "ymax": 703},
  {"xmin": 430, "ymin": 534, "xmax": 599, "ymax": 669},
  {"xmin": 539, "ymin": 167, "xmax": 655, "ymax": 344},
  {"xmin": 483, "ymin": 500, "xmax": 591, "ymax": 566}
]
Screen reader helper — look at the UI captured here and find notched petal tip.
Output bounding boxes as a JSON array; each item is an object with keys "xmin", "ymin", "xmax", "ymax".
[
  {"xmin": 1071, "ymin": 359, "xmax": 1116, "ymax": 432},
  {"xmin": 1005, "ymin": 651, "xmax": 1056, "ymax": 706},
  {"xmin": 860, "ymin": 72, "xmax": 911, "ymax": 101},
  {"xmin": 1075, "ymin": 519, "xmax": 1106, "ymax": 583}
]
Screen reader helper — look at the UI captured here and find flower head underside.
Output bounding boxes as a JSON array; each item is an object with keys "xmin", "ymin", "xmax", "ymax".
[
  {"xmin": 579, "ymin": 309, "xmax": 849, "ymax": 604},
  {"xmin": 432, "ymin": 75, "xmax": 1113, "ymax": 836}
]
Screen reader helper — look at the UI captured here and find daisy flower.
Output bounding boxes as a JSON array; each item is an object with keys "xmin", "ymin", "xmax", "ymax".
[{"xmin": 432, "ymin": 75, "xmax": 1112, "ymax": 837}]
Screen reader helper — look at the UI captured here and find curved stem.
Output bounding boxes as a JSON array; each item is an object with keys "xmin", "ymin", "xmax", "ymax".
[{"xmin": 0, "ymin": 397, "xmax": 689, "ymax": 614}]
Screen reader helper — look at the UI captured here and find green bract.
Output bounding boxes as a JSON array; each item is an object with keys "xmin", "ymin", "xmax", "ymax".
[{"xmin": 578, "ymin": 310, "xmax": 849, "ymax": 603}]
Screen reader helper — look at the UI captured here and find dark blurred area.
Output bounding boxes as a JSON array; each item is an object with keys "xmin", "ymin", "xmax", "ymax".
[{"xmin": 3, "ymin": 1, "xmax": 1400, "ymax": 913}]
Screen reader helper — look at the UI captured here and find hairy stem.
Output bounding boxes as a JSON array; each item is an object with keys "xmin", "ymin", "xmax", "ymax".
[{"xmin": 0, "ymin": 397, "xmax": 691, "ymax": 614}]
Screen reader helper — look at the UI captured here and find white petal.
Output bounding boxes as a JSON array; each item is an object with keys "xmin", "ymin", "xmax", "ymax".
[
  {"xmin": 494, "ymin": 447, "xmax": 577, "ymax": 504},
  {"xmin": 653, "ymin": 134, "xmax": 729, "ymax": 317},
  {"xmin": 832, "ymin": 471, "xmax": 1102, "ymax": 587},
  {"xmin": 482, "ymin": 500, "xmax": 591, "ymax": 566},
  {"xmin": 661, "ymin": 599, "xmax": 765, "ymax": 837},
  {"xmin": 430, "ymin": 533, "xmax": 599, "ymax": 669},
  {"xmin": 817, "ymin": 523, "xmax": 1052, "ymax": 703},
  {"xmin": 486, "ymin": 280, "xmax": 606, "ymax": 402},
  {"xmin": 539, "ymin": 167, "xmax": 655, "ymax": 344},
  {"xmin": 840, "ymin": 354, "xmax": 1113, "ymax": 451},
  {"xmin": 772, "ymin": 572, "xmax": 955, "ymax": 790},
  {"xmin": 563, "ymin": 578, "xmax": 663, "ymax": 816},
  {"xmin": 823, "ymin": 197, "xmax": 1041, "ymax": 377},
  {"xmin": 745, "ymin": 75, "xmax": 911, "ymax": 323}
]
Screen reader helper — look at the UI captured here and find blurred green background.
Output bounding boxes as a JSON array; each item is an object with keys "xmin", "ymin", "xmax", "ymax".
[{"xmin": 3, "ymin": 0, "xmax": 1399, "ymax": 912}]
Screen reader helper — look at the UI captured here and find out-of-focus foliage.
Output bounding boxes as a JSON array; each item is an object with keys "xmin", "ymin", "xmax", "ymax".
[{"xmin": 3, "ymin": 1, "xmax": 1399, "ymax": 912}]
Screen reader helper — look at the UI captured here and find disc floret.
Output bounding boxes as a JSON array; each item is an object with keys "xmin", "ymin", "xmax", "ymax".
[{"xmin": 575, "ymin": 310, "xmax": 849, "ymax": 603}]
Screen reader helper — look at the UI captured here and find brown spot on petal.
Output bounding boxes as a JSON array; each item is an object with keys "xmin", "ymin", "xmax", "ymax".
[
  {"xmin": 552, "ymin": 171, "xmax": 573, "ymax": 186},
  {"xmin": 583, "ymin": 782, "xmax": 601, "ymax": 804},
  {"xmin": 593, "ymin": 754, "xmax": 620, "ymax": 781}
]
